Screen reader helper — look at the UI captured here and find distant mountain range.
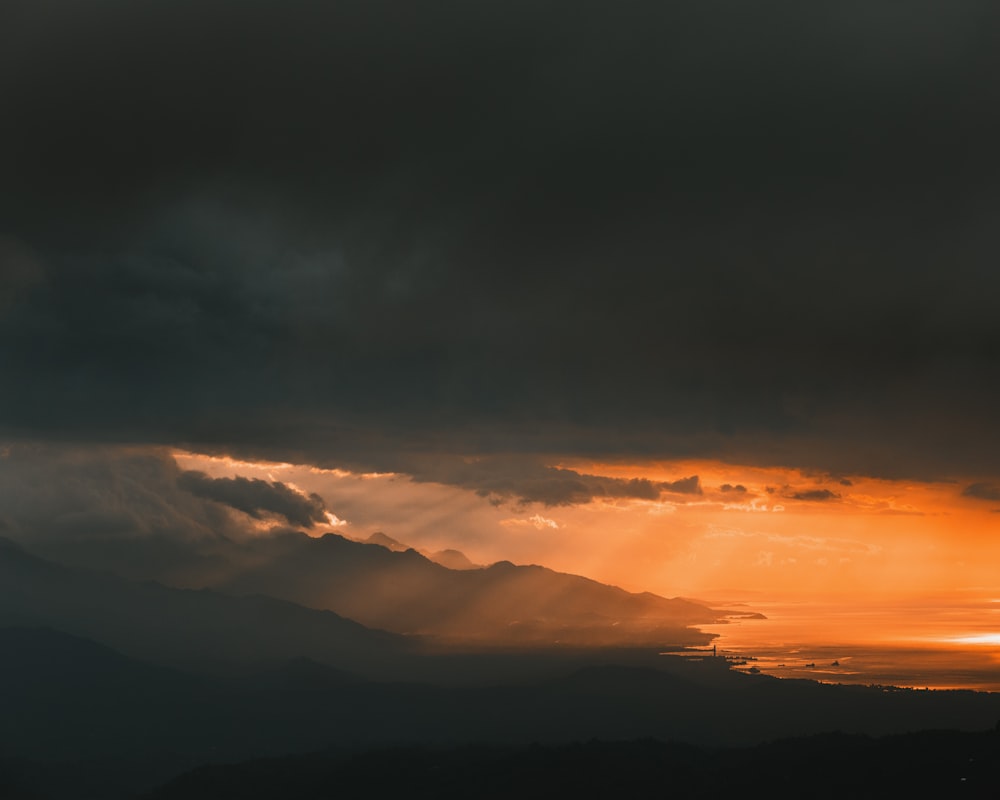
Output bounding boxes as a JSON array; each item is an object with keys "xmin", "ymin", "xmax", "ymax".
[
  {"xmin": 0, "ymin": 529, "xmax": 718, "ymax": 665},
  {"xmin": 361, "ymin": 531, "xmax": 481, "ymax": 570},
  {"xmin": 217, "ymin": 531, "xmax": 720, "ymax": 645}
]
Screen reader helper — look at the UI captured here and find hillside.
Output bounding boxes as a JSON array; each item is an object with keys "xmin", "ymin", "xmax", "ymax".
[
  {"xmin": 219, "ymin": 532, "xmax": 719, "ymax": 646},
  {"xmin": 0, "ymin": 538, "xmax": 410, "ymax": 675}
]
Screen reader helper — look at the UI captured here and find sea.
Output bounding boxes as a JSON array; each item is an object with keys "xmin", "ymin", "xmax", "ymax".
[{"xmin": 696, "ymin": 593, "xmax": 1000, "ymax": 692}]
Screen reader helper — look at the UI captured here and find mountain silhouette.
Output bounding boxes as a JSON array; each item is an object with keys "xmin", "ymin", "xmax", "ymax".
[
  {"xmin": 427, "ymin": 547, "xmax": 479, "ymax": 570},
  {"xmin": 360, "ymin": 532, "xmax": 481, "ymax": 569},
  {"xmin": 0, "ymin": 537, "xmax": 410, "ymax": 675},
  {"xmin": 362, "ymin": 531, "xmax": 411, "ymax": 551},
  {"xmin": 218, "ymin": 531, "xmax": 719, "ymax": 646}
]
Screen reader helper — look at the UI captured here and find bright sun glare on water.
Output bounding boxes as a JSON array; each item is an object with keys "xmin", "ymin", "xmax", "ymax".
[{"xmin": 949, "ymin": 633, "xmax": 1000, "ymax": 646}]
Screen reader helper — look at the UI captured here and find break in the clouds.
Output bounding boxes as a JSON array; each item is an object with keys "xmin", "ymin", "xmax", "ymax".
[
  {"xmin": 2, "ymin": 1, "xmax": 1000, "ymax": 484},
  {"xmin": 177, "ymin": 471, "xmax": 329, "ymax": 527}
]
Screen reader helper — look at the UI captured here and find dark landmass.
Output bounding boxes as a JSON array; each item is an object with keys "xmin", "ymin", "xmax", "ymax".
[
  {"xmin": 4, "ymin": 535, "xmax": 997, "ymax": 799},
  {"xmin": 1, "ymin": 532, "xmax": 720, "ymax": 654},
  {"xmin": 0, "ymin": 537, "xmax": 410, "ymax": 676},
  {"xmin": 139, "ymin": 731, "xmax": 1000, "ymax": 800},
  {"xmin": 7, "ymin": 731, "xmax": 999, "ymax": 799},
  {"xmin": 0, "ymin": 536, "xmax": 717, "ymax": 679},
  {"xmin": 3, "ymin": 627, "xmax": 1000, "ymax": 799}
]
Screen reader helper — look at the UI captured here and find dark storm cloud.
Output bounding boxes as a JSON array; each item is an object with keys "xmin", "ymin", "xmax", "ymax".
[
  {"xmin": 177, "ymin": 471, "xmax": 329, "ymax": 527},
  {"xmin": 499, "ymin": 473, "xmax": 660, "ymax": 507},
  {"xmin": 0, "ymin": 235, "xmax": 45, "ymax": 308},
  {"xmin": 3, "ymin": 0, "xmax": 1000, "ymax": 482},
  {"xmin": 0, "ymin": 444, "xmax": 230, "ymax": 540},
  {"xmin": 720, "ymin": 484, "xmax": 747, "ymax": 494},
  {"xmin": 661, "ymin": 476, "xmax": 703, "ymax": 496},
  {"xmin": 0, "ymin": 443, "xmax": 251, "ymax": 581},
  {"xmin": 395, "ymin": 455, "xmax": 661, "ymax": 507},
  {"xmin": 789, "ymin": 489, "xmax": 841, "ymax": 502},
  {"xmin": 962, "ymin": 483, "xmax": 1000, "ymax": 502}
]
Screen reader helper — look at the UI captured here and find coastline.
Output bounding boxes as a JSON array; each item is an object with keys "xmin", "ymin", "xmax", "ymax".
[{"xmin": 698, "ymin": 594, "xmax": 1000, "ymax": 692}]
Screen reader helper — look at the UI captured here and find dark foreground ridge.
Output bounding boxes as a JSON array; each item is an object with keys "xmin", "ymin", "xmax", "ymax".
[
  {"xmin": 141, "ymin": 730, "xmax": 1000, "ymax": 799},
  {"xmin": 3, "ymin": 627, "xmax": 1000, "ymax": 799}
]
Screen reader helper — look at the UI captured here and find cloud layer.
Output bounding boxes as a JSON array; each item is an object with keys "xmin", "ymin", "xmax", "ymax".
[
  {"xmin": 962, "ymin": 483, "xmax": 1000, "ymax": 502},
  {"xmin": 2, "ymin": 1, "xmax": 999, "ymax": 481},
  {"xmin": 177, "ymin": 471, "xmax": 329, "ymax": 527}
]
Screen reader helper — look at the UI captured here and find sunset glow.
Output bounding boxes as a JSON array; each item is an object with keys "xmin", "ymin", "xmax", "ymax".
[
  {"xmin": 172, "ymin": 450, "xmax": 1000, "ymax": 602},
  {"xmin": 158, "ymin": 447, "xmax": 1000, "ymax": 692},
  {"xmin": 948, "ymin": 634, "xmax": 1000, "ymax": 647}
]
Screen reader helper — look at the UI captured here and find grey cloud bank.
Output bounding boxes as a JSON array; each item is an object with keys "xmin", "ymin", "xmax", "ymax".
[
  {"xmin": 962, "ymin": 483, "xmax": 1000, "ymax": 502},
  {"xmin": 177, "ymin": 471, "xmax": 330, "ymax": 528},
  {"xmin": 2, "ymin": 1, "xmax": 999, "ymax": 482}
]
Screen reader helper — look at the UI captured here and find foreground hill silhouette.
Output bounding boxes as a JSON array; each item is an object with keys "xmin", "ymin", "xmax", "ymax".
[
  {"xmin": 141, "ymin": 733, "xmax": 1000, "ymax": 799},
  {"xmin": 217, "ymin": 531, "xmax": 718, "ymax": 645},
  {"xmin": 3, "ymin": 627, "xmax": 1000, "ymax": 798}
]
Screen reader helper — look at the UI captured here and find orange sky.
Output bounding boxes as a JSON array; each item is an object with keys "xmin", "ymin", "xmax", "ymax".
[{"xmin": 173, "ymin": 450, "xmax": 1000, "ymax": 603}]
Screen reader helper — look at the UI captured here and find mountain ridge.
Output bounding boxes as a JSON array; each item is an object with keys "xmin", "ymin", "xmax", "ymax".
[
  {"xmin": 0, "ymin": 536, "xmax": 412, "ymax": 676},
  {"xmin": 218, "ymin": 530, "xmax": 720, "ymax": 646}
]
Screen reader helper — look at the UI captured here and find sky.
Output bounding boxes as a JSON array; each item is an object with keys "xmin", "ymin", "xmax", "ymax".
[{"xmin": 2, "ymin": 1, "xmax": 1000, "ymax": 606}]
